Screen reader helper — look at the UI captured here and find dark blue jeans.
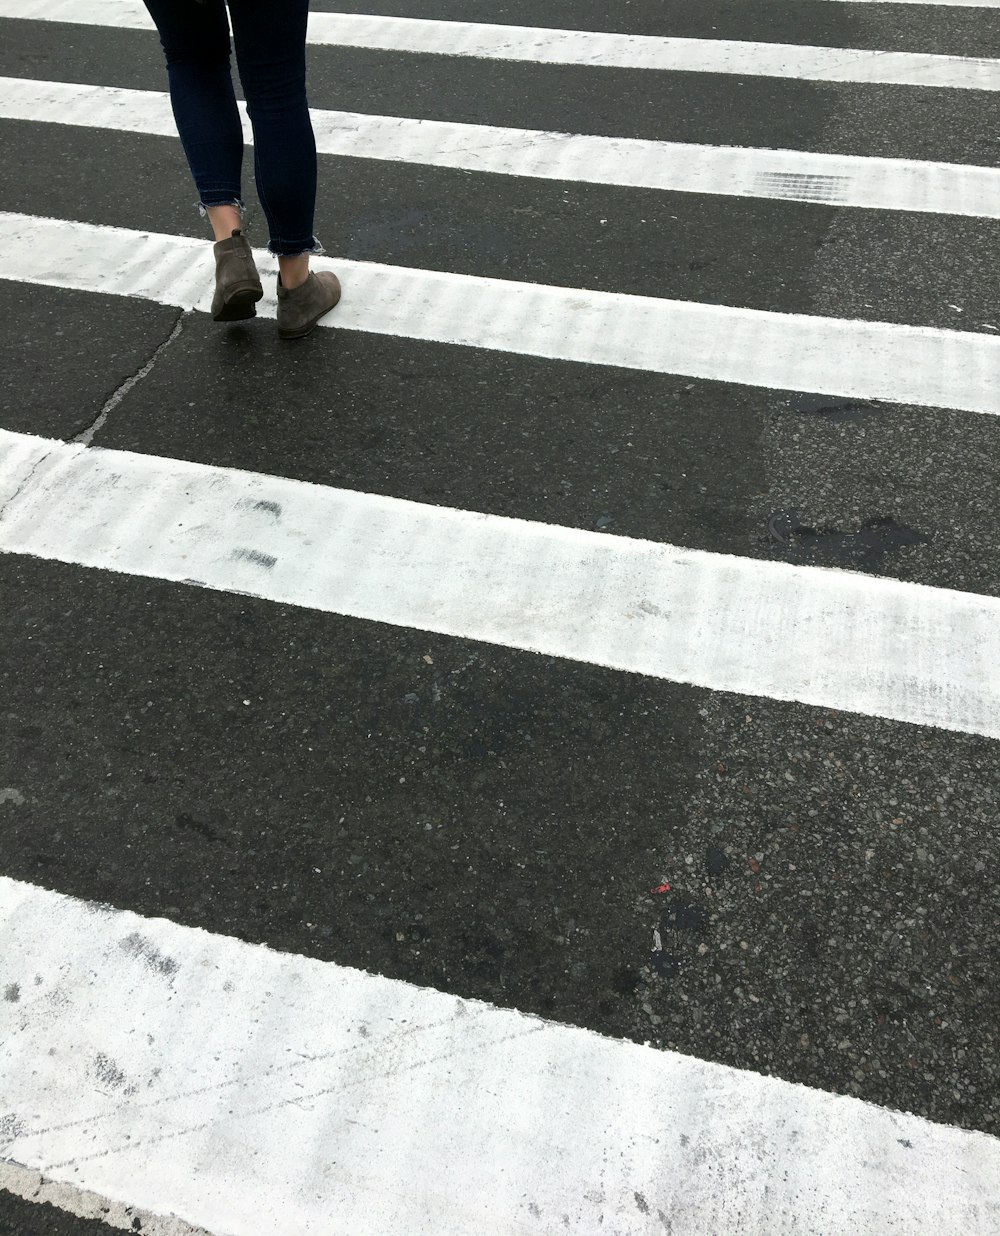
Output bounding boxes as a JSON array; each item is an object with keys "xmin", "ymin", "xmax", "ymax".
[{"xmin": 142, "ymin": 0, "xmax": 320, "ymax": 256}]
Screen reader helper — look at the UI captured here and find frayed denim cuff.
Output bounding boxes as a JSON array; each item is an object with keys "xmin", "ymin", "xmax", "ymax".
[
  {"xmin": 268, "ymin": 235, "xmax": 325, "ymax": 259},
  {"xmin": 196, "ymin": 197, "xmax": 247, "ymax": 218}
]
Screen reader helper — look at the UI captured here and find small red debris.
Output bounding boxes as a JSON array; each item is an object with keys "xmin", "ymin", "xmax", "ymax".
[
  {"xmin": 650, "ymin": 883, "xmax": 671, "ymax": 894},
  {"xmin": 747, "ymin": 856, "xmax": 761, "ymax": 874}
]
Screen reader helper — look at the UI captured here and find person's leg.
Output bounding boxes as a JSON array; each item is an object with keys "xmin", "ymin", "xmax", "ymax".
[
  {"xmin": 143, "ymin": 0, "xmax": 263, "ymax": 321},
  {"xmin": 227, "ymin": 0, "xmax": 339, "ymax": 337},
  {"xmin": 142, "ymin": 0, "xmax": 245, "ymax": 230},
  {"xmin": 226, "ymin": 0, "xmax": 318, "ymax": 286},
  {"xmin": 205, "ymin": 203, "xmax": 243, "ymax": 245}
]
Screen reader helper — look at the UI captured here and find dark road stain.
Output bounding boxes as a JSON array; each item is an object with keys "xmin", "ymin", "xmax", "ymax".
[
  {"xmin": 3, "ymin": 983, "xmax": 20, "ymax": 1003},
  {"xmin": 661, "ymin": 900, "xmax": 709, "ymax": 934},
  {"xmin": 346, "ymin": 208, "xmax": 432, "ymax": 260},
  {"xmin": 635, "ymin": 1190, "xmax": 650, "ymax": 1214},
  {"xmin": 705, "ymin": 846, "xmax": 730, "ymax": 877},
  {"xmin": 787, "ymin": 392, "xmax": 874, "ymax": 423},
  {"xmin": 767, "ymin": 509, "xmax": 928, "ymax": 569},
  {"xmin": 651, "ymin": 951, "xmax": 682, "ymax": 978},
  {"xmin": 800, "ymin": 918, "xmax": 822, "ymax": 961},
  {"xmin": 174, "ymin": 812, "xmax": 218, "ymax": 843},
  {"xmin": 611, "ymin": 965, "xmax": 641, "ymax": 995}
]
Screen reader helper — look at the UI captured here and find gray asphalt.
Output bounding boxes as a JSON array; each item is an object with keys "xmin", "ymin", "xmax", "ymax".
[
  {"xmin": 1, "ymin": 3, "xmax": 999, "ymax": 1212},
  {"xmin": 0, "ymin": 1191, "xmax": 127, "ymax": 1236}
]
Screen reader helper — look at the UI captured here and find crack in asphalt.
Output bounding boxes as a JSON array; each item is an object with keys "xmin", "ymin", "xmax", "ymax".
[
  {"xmin": 0, "ymin": 312, "xmax": 186, "ymax": 526},
  {"xmin": 71, "ymin": 310, "xmax": 185, "ymax": 448},
  {"xmin": 0, "ymin": 446, "xmax": 57, "ymax": 525}
]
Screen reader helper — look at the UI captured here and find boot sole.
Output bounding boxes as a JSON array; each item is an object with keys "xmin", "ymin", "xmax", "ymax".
[
  {"xmin": 213, "ymin": 283, "xmax": 264, "ymax": 323},
  {"xmin": 277, "ymin": 285, "xmax": 342, "ymax": 340}
]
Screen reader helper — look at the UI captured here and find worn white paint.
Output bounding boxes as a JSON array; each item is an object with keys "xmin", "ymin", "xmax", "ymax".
[
  {"xmin": 2, "ymin": 876, "xmax": 999, "ymax": 1235},
  {"xmin": 3, "ymin": 0, "xmax": 1000, "ymax": 89},
  {"xmin": 3, "ymin": 212, "xmax": 1000, "ymax": 414},
  {"xmin": 0, "ymin": 1162, "xmax": 210, "ymax": 1236},
  {"xmin": 2, "ymin": 429, "xmax": 1000, "ymax": 739},
  {"xmin": 4, "ymin": 77, "xmax": 1000, "ymax": 219},
  {"xmin": 302, "ymin": 12, "xmax": 1000, "ymax": 90}
]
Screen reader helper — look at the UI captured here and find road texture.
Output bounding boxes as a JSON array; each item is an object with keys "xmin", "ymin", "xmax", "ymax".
[{"xmin": 1, "ymin": 0, "xmax": 999, "ymax": 1232}]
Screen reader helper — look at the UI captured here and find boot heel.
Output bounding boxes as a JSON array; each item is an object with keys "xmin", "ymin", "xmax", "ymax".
[
  {"xmin": 214, "ymin": 281, "xmax": 264, "ymax": 323},
  {"xmin": 212, "ymin": 229, "xmax": 264, "ymax": 322}
]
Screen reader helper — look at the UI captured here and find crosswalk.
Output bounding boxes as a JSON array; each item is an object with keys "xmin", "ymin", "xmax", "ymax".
[
  {"xmin": 10, "ymin": 0, "xmax": 1000, "ymax": 87},
  {"xmin": 5, "ymin": 19, "xmax": 1000, "ymax": 277},
  {"xmin": 12, "ymin": 76, "xmax": 1000, "ymax": 217},
  {"xmin": 2, "ymin": 427, "xmax": 1000, "ymax": 738},
  {"xmin": 2, "ymin": 1, "xmax": 1000, "ymax": 1233},
  {"xmin": 7, "ymin": 213, "xmax": 1000, "ymax": 413}
]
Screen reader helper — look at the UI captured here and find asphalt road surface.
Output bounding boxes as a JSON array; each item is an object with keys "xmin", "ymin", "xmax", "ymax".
[{"xmin": 2, "ymin": 1, "xmax": 1000, "ymax": 1232}]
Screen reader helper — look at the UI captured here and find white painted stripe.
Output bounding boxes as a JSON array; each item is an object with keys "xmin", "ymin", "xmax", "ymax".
[
  {"xmin": 2, "ymin": 429, "xmax": 1000, "ymax": 740},
  {"xmin": 6, "ymin": 77, "xmax": 1000, "ymax": 219},
  {"xmin": 0, "ymin": 1163, "xmax": 210, "ymax": 1236},
  {"xmin": 3, "ymin": 876, "xmax": 999, "ymax": 1235},
  {"xmin": 4, "ymin": 0, "xmax": 1000, "ymax": 90},
  {"xmin": 3, "ymin": 211, "xmax": 1000, "ymax": 416},
  {"xmin": 305, "ymin": 14, "xmax": 1000, "ymax": 89}
]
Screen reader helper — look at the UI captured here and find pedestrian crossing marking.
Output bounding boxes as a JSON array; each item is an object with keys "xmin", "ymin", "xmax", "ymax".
[
  {"xmin": 2, "ymin": 1, "xmax": 1000, "ymax": 1232},
  {"xmin": 4, "ymin": 0, "xmax": 1000, "ymax": 90},
  {"xmin": 2, "ymin": 427, "xmax": 999, "ymax": 740},
  {"xmin": 6, "ymin": 77, "xmax": 1000, "ymax": 219},
  {"xmin": 2, "ymin": 875, "xmax": 998, "ymax": 1236},
  {"xmin": 3, "ymin": 212, "xmax": 999, "ymax": 415}
]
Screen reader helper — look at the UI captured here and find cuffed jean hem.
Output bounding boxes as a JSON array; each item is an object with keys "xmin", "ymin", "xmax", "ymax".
[
  {"xmin": 196, "ymin": 196, "xmax": 247, "ymax": 218},
  {"xmin": 268, "ymin": 235, "xmax": 325, "ymax": 258}
]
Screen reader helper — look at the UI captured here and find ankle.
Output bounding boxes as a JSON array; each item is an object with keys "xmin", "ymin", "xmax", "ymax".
[
  {"xmin": 278, "ymin": 255, "xmax": 310, "ymax": 290},
  {"xmin": 206, "ymin": 204, "xmax": 243, "ymax": 243}
]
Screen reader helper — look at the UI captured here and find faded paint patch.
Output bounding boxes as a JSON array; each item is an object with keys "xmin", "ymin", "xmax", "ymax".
[
  {"xmin": 231, "ymin": 547, "xmax": 277, "ymax": 570},
  {"xmin": 92, "ymin": 1052, "xmax": 133, "ymax": 1093},
  {"xmin": 119, "ymin": 932, "xmax": 179, "ymax": 979},
  {"xmin": 0, "ymin": 1112, "xmax": 27, "ymax": 1143},
  {"xmin": 235, "ymin": 497, "xmax": 282, "ymax": 519}
]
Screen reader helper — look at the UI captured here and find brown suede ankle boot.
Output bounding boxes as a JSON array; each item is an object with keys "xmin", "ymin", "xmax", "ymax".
[
  {"xmin": 276, "ymin": 271, "xmax": 342, "ymax": 339},
  {"xmin": 211, "ymin": 229, "xmax": 263, "ymax": 322}
]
